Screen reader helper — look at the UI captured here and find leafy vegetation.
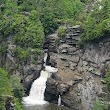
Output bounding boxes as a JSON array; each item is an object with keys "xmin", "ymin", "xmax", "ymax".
[
  {"xmin": 10, "ymin": 74, "xmax": 25, "ymax": 99},
  {"xmin": 57, "ymin": 26, "xmax": 66, "ymax": 37},
  {"xmin": 0, "ymin": 68, "xmax": 12, "ymax": 95},
  {"xmin": 104, "ymin": 67, "xmax": 110, "ymax": 91},
  {"xmin": 92, "ymin": 100, "xmax": 108, "ymax": 110},
  {"xmin": 80, "ymin": 0, "xmax": 110, "ymax": 45},
  {"xmin": 13, "ymin": 47, "xmax": 29, "ymax": 62},
  {"xmin": 0, "ymin": 68, "xmax": 24, "ymax": 110}
]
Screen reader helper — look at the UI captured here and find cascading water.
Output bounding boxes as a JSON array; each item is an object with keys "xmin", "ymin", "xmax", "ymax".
[
  {"xmin": 23, "ymin": 52, "xmax": 58, "ymax": 105},
  {"xmin": 22, "ymin": 71, "xmax": 49, "ymax": 105},
  {"xmin": 58, "ymin": 95, "xmax": 61, "ymax": 106}
]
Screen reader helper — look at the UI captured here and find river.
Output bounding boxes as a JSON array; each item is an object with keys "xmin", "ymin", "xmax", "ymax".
[{"xmin": 24, "ymin": 103, "xmax": 71, "ymax": 110}]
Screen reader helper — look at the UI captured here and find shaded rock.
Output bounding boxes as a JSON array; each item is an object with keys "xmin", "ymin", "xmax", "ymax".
[
  {"xmin": 57, "ymin": 84, "xmax": 70, "ymax": 95},
  {"xmin": 62, "ymin": 92, "xmax": 80, "ymax": 110},
  {"xmin": 46, "ymin": 78, "xmax": 57, "ymax": 94},
  {"xmin": 5, "ymin": 96, "xmax": 14, "ymax": 110}
]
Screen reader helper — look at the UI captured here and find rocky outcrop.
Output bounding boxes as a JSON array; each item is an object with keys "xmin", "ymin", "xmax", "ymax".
[
  {"xmin": 0, "ymin": 35, "xmax": 43, "ymax": 94},
  {"xmin": 44, "ymin": 25, "xmax": 110, "ymax": 110}
]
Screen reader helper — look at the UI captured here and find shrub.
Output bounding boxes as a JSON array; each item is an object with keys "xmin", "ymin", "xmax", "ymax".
[
  {"xmin": 92, "ymin": 100, "xmax": 108, "ymax": 110},
  {"xmin": 0, "ymin": 68, "xmax": 12, "ymax": 95},
  {"xmin": 13, "ymin": 47, "xmax": 29, "ymax": 62},
  {"xmin": 10, "ymin": 74, "xmax": 25, "ymax": 99},
  {"xmin": 57, "ymin": 26, "xmax": 66, "ymax": 37},
  {"xmin": 14, "ymin": 98, "xmax": 23, "ymax": 110},
  {"xmin": 104, "ymin": 67, "xmax": 110, "ymax": 91}
]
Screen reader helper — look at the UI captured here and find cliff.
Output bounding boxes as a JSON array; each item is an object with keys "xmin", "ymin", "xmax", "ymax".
[
  {"xmin": 44, "ymin": 25, "xmax": 110, "ymax": 110},
  {"xmin": 0, "ymin": 34, "xmax": 43, "ymax": 94}
]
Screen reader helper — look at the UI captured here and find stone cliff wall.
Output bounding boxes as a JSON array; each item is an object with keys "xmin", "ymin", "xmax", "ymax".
[
  {"xmin": 45, "ymin": 25, "xmax": 110, "ymax": 110},
  {"xmin": 0, "ymin": 35, "xmax": 43, "ymax": 94}
]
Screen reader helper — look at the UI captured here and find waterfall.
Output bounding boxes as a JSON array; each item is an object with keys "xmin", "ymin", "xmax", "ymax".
[
  {"xmin": 22, "ymin": 52, "xmax": 58, "ymax": 105},
  {"xmin": 58, "ymin": 95, "xmax": 61, "ymax": 106}
]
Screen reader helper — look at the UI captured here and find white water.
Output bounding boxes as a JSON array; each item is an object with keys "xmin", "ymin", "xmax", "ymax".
[
  {"xmin": 23, "ymin": 71, "xmax": 49, "ymax": 105},
  {"xmin": 23, "ymin": 52, "xmax": 58, "ymax": 105},
  {"xmin": 58, "ymin": 95, "xmax": 61, "ymax": 106}
]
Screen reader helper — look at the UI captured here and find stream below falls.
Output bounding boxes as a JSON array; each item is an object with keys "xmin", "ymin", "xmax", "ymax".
[{"xmin": 24, "ymin": 103, "xmax": 71, "ymax": 110}]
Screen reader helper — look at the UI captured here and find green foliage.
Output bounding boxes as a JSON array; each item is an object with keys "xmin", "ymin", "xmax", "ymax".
[
  {"xmin": 13, "ymin": 47, "xmax": 29, "ymax": 62},
  {"xmin": 0, "ymin": 1, "xmax": 44, "ymax": 49},
  {"xmin": 104, "ymin": 67, "xmax": 110, "ymax": 91},
  {"xmin": 0, "ymin": 96, "xmax": 5, "ymax": 110},
  {"xmin": 0, "ymin": 45, "xmax": 7, "ymax": 55},
  {"xmin": 0, "ymin": 68, "xmax": 12, "ymax": 95},
  {"xmin": 92, "ymin": 100, "xmax": 108, "ymax": 110},
  {"xmin": 40, "ymin": 10, "xmax": 58, "ymax": 34},
  {"xmin": 0, "ymin": 13, "xmax": 44, "ymax": 48},
  {"xmin": 80, "ymin": 0, "xmax": 110, "ymax": 46},
  {"xmin": 10, "ymin": 74, "xmax": 25, "ymax": 99},
  {"xmin": 57, "ymin": 26, "xmax": 66, "ymax": 37},
  {"xmin": 14, "ymin": 98, "xmax": 23, "ymax": 110},
  {"xmin": 39, "ymin": 0, "xmax": 83, "ymax": 34},
  {"xmin": 0, "ymin": 68, "xmax": 23, "ymax": 110}
]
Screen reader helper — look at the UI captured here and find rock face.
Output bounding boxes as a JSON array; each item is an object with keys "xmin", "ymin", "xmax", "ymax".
[
  {"xmin": 44, "ymin": 25, "xmax": 110, "ymax": 110},
  {"xmin": 0, "ymin": 35, "xmax": 43, "ymax": 94}
]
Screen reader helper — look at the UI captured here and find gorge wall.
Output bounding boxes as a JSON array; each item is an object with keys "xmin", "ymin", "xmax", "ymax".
[
  {"xmin": 44, "ymin": 25, "xmax": 110, "ymax": 110},
  {"xmin": 0, "ymin": 35, "xmax": 44, "ymax": 94},
  {"xmin": 1, "ymin": 24, "xmax": 110, "ymax": 110}
]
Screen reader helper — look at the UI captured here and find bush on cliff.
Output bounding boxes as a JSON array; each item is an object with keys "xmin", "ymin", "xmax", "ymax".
[
  {"xmin": 104, "ymin": 67, "xmax": 110, "ymax": 91},
  {"xmin": 92, "ymin": 100, "xmax": 108, "ymax": 110},
  {"xmin": 0, "ymin": 68, "xmax": 23, "ymax": 110},
  {"xmin": 13, "ymin": 47, "xmax": 29, "ymax": 62},
  {"xmin": 57, "ymin": 26, "xmax": 66, "ymax": 37}
]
